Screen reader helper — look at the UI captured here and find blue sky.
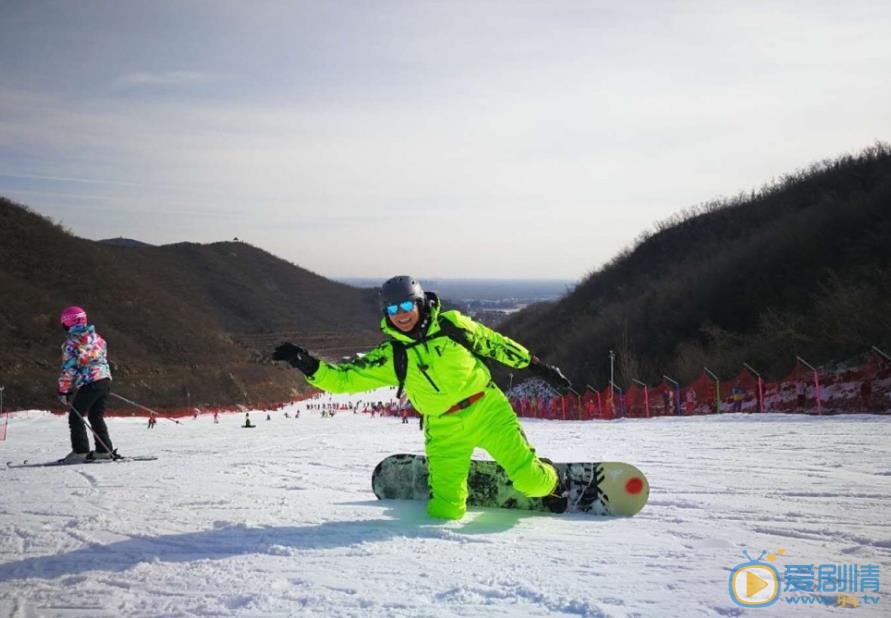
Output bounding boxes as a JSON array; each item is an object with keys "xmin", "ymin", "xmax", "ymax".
[{"xmin": 1, "ymin": 1, "xmax": 889, "ymax": 279}]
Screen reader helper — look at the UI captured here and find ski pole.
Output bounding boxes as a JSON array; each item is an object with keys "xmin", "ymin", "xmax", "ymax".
[
  {"xmin": 61, "ymin": 398, "xmax": 116, "ymax": 457},
  {"xmin": 110, "ymin": 392, "xmax": 181, "ymax": 424}
]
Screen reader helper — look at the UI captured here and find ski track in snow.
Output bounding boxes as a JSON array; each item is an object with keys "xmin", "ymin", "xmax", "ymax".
[{"xmin": 0, "ymin": 392, "xmax": 889, "ymax": 617}]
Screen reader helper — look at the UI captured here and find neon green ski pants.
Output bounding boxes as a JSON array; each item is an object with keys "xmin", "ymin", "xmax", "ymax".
[{"xmin": 423, "ymin": 382, "xmax": 558, "ymax": 519}]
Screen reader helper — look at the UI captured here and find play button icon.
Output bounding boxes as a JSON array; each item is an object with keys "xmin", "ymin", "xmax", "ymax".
[
  {"xmin": 729, "ymin": 563, "xmax": 779, "ymax": 607},
  {"xmin": 747, "ymin": 570, "xmax": 769, "ymax": 597}
]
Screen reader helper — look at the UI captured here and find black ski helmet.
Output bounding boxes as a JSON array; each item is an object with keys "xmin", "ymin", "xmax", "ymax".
[{"xmin": 379, "ymin": 275, "xmax": 425, "ymax": 315}]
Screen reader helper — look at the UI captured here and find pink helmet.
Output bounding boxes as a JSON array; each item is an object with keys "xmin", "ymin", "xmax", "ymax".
[{"xmin": 60, "ymin": 306, "xmax": 88, "ymax": 328}]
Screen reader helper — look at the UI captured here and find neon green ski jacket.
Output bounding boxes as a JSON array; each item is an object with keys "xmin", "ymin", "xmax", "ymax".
[{"xmin": 306, "ymin": 296, "xmax": 532, "ymax": 416}]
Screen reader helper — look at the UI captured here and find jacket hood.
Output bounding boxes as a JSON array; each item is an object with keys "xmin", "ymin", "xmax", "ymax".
[{"xmin": 380, "ymin": 291, "xmax": 441, "ymax": 342}]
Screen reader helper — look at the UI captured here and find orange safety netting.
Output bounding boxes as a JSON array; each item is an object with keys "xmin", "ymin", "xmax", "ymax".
[
  {"xmin": 624, "ymin": 384, "xmax": 650, "ymax": 418},
  {"xmin": 8, "ymin": 351, "xmax": 889, "ymax": 423},
  {"xmin": 765, "ymin": 359, "xmax": 818, "ymax": 414},
  {"xmin": 719, "ymin": 369, "xmax": 763, "ymax": 413},
  {"xmin": 652, "ymin": 380, "xmax": 681, "ymax": 417},
  {"xmin": 507, "ymin": 349, "xmax": 890, "ymax": 419},
  {"xmin": 681, "ymin": 372, "xmax": 718, "ymax": 416}
]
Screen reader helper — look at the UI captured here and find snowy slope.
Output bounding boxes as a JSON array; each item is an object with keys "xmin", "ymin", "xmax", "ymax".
[{"xmin": 1, "ymin": 392, "xmax": 889, "ymax": 617}]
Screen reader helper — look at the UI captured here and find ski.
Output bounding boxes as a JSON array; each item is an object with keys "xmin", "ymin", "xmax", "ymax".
[{"xmin": 6, "ymin": 455, "xmax": 158, "ymax": 469}]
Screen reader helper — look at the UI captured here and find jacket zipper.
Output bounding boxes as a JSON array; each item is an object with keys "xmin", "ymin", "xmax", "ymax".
[
  {"xmin": 417, "ymin": 364, "xmax": 440, "ymax": 392},
  {"xmin": 413, "ymin": 347, "xmax": 441, "ymax": 392}
]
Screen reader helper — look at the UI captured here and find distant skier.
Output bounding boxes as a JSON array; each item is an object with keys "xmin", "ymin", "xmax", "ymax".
[
  {"xmin": 273, "ymin": 275, "xmax": 573, "ymax": 519},
  {"xmin": 57, "ymin": 306, "xmax": 116, "ymax": 462},
  {"xmin": 796, "ymin": 381, "xmax": 807, "ymax": 410},
  {"xmin": 147, "ymin": 412, "xmax": 157, "ymax": 429},
  {"xmin": 731, "ymin": 383, "xmax": 744, "ymax": 413},
  {"xmin": 243, "ymin": 413, "xmax": 254, "ymax": 428}
]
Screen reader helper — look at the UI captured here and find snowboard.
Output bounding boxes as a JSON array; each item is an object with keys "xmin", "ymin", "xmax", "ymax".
[
  {"xmin": 6, "ymin": 455, "xmax": 158, "ymax": 469},
  {"xmin": 372, "ymin": 454, "xmax": 649, "ymax": 516}
]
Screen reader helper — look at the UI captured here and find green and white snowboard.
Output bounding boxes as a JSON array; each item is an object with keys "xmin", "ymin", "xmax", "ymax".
[{"xmin": 372, "ymin": 453, "xmax": 649, "ymax": 516}]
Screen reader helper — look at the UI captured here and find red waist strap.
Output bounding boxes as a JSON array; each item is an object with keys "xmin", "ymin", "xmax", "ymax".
[{"xmin": 444, "ymin": 391, "xmax": 485, "ymax": 414}]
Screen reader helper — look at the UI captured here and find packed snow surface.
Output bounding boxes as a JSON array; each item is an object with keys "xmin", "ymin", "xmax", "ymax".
[{"xmin": 1, "ymin": 391, "xmax": 889, "ymax": 617}]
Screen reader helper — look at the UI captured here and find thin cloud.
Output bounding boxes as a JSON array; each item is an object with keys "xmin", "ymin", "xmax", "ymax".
[
  {"xmin": 112, "ymin": 70, "xmax": 220, "ymax": 89},
  {"xmin": 0, "ymin": 171, "xmax": 147, "ymax": 188}
]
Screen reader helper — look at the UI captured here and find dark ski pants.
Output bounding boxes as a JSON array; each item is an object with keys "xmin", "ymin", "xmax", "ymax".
[{"xmin": 69, "ymin": 378, "xmax": 113, "ymax": 454}]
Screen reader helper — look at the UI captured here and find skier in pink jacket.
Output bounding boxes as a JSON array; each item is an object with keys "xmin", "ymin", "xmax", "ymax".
[{"xmin": 57, "ymin": 306, "xmax": 115, "ymax": 462}]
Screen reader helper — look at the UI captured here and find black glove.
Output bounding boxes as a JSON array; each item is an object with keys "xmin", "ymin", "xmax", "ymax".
[
  {"xmin": 528, "ymin": 357, "xmax": 572, "ymax": 391},
  {"xmin": 272, "ymin": 343, "xmax": 320, "ymax": 376}
]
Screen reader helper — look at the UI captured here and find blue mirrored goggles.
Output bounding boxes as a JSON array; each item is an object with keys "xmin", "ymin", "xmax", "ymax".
[{"xmin": 385, "ymin": 300, "xmax": 416, "ymax": 316}]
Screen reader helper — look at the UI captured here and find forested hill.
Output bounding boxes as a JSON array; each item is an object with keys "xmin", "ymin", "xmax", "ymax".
[
  {"xmin": 0, "ymin": 199, "xmax": 381, "ymax": 410},
  {"xmin": 4, "ymin": 144, "xmax": 890, "ymax": 409},
  {"xmin": 500, "ymin": 144, "xmax": 891, "ymax": 388}
]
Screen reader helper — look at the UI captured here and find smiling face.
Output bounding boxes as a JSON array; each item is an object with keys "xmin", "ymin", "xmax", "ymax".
[{"xmin": 388, "ymin": 302, "xmax": 420, "ymax": 333}]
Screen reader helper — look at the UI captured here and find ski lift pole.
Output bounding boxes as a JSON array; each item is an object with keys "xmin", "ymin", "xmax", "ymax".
[
  {"xmin": 663, "ymin": 375, "xmax": 680, "ymax": 416},
  {"xmin": 565, "ymin": 386, "xmax": 582, "ymax": 420},
  {"xmin": 586, "ymin": 384, "xmax": 603, "ymax": 419},
  {"xmin": 796, "ymin": 356, "xmax": 822, "ymax": 415},
  {"xmin": 704, "ymin": 367, "xmax": 720, "ymax": 414},
  {"xmin": 110, "ymin": 392, "xmax": 181, "ymax": 424},
  {"xmin": 744, "ymin": 363, "xmax": 765, "ymax": 412},
  {"xmin": 608, "ymin": 350, "xmax": 616, "ymax": 415},
  {"xmin": 632, "ymin": 378, "xmax": 650, "ymax": 418},
  {"xmin": 610, "ymin": 382, "xmax": 625, "ymax": 418},
  {"xmin": 872, "ymin": 345, "xmax": 891, "ymax": 362}
]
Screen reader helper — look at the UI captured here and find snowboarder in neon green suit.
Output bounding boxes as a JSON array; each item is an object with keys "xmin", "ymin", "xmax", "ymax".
[{"xmin": 273, "ymin": 276, "xmax": 573, "ymax": 519}]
